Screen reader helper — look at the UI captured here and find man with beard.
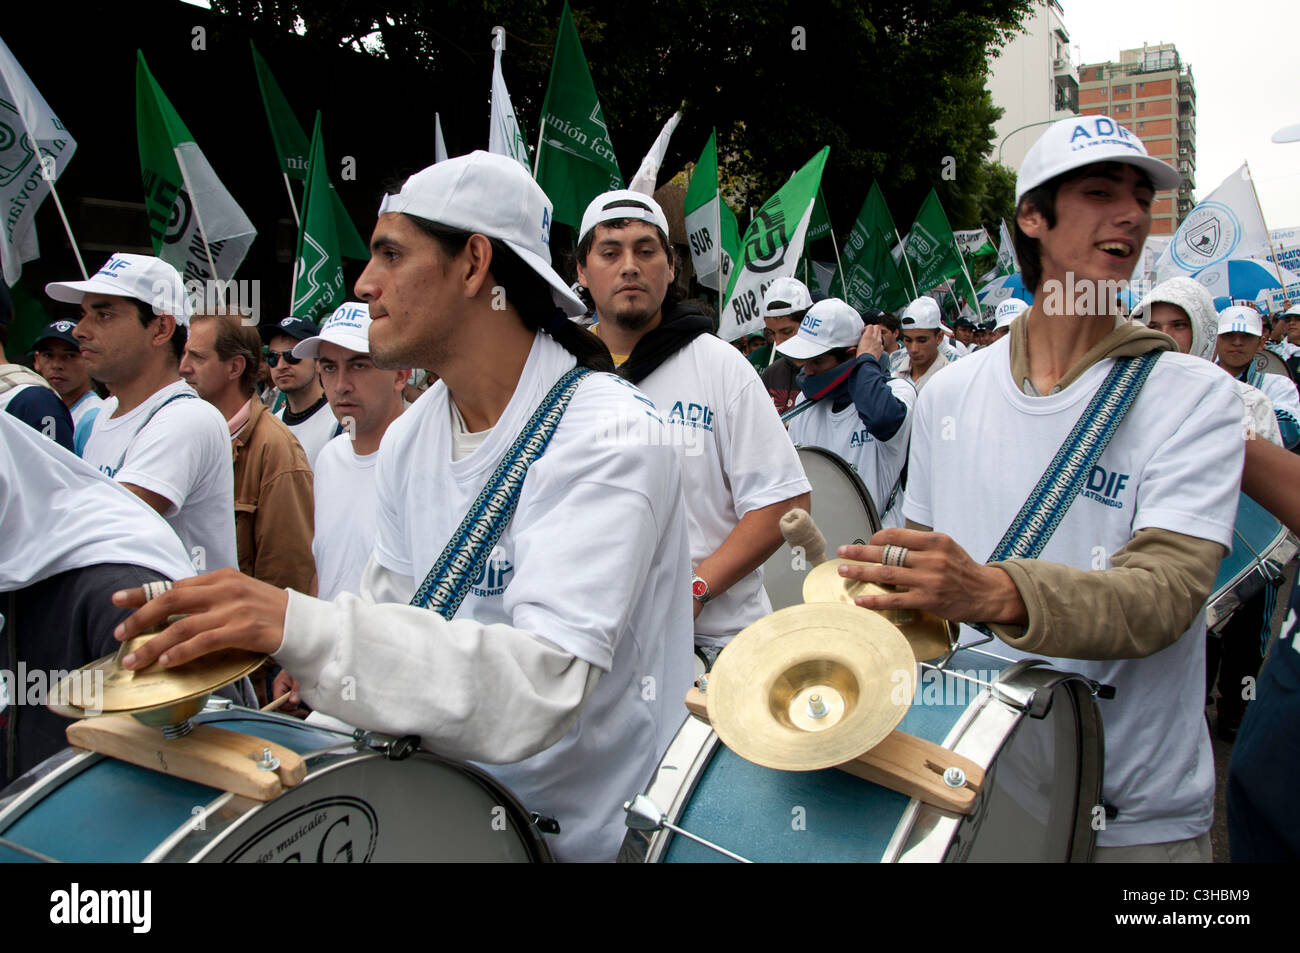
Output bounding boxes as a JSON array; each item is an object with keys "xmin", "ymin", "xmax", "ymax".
[{"xmin": 576, "ymin": 189, "xmax": 809, "ymax": 660}]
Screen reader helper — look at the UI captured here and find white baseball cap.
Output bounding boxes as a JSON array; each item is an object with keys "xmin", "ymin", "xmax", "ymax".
[
  {"xmin": 1016, "ymin": 115, "xmax": 1181, "ymax": 203},
  {"xmin": 762, "ymin": 277, "xmax": 813, "ymax": 317},
  {"xmin": 899, "ymin": 296, "xmax": 943, "ymax": 331},
  {"xmin": 293, "ymin": 301, "xmax": 372, "ymax": 359},
  {"xmin": 378, "ymin": 151, "xmax": 585, "ymax": 318},
  {"xmin": 577, "ymin": 189, "xmax": 671, "ymax": 248},
  {"xmin": 46, "ymin": 253, "xmax": 193, "ymax": 326},
  {"xmin": 1217, "ymin": 305, "xmax": 1263, "ymax": 338},
  {"xmin": 775, "ymin": 298, "xmax": 863, "ymax": 360},
  {"xmin": 994, "ymin": 298, "xmax": 1029, "ymax": 329},
  {"xmin": 1284, "ymin": 303, "xmax": 1300, "ymax": 318}
]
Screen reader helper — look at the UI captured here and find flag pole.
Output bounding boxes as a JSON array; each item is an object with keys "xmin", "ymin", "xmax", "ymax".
[
  {"xmin": 172, "ymin": 146, "xmax": 220, "ymax": 281},
  {"xmin": 282, "ymin": 172, "xmax": 300, "ymax": 228},
  {"xmin": 1244, "ymin": 159, "xmax": 1289, "ymax": 304},
  {"xmin": 895, "ymin": 227, "xmax": 919, "ymax": 298},
  {"xmin": 43, "ymin": 173, "xmax": 87, "ymax": 278}
]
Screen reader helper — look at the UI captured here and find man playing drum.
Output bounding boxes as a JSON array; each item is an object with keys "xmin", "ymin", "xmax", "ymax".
[
  {"xmin": 838, "ymin": 116, "xmax": 1244, "ymax": 862},
  {"xmin": 775, "ymin": 298, "xmax": 915, "ymax": 529},
  {"xmin": 111, "ymin": 152, "xmax": 695, "ymax": 863}
]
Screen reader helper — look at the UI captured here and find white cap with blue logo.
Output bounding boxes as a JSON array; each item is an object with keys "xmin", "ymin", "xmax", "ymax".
[
  {"xmin": 293, "ymin": 301, "xmax": 373, "ymax": 358},
  {"xmin": 1217, "ymin": 305, "xmax": 1263, "ymax": 338},
  {"xmin": 774, "ymin": 298, "xmax": 864, "ymax": 360},
  {"xmin": 994, "ymin": 298, "xmax": 1029, "ymax": 329},
  {"xmin": 45, "ymin": 253, "xmax": 193, "ymax": 326},
  {"xmin": 378, "ymin": 151, "xmax": 586, "ymax": 318},
  {"xmin": 1016, "ymin": 115, "xmax": 1181, "ymax": 203}
]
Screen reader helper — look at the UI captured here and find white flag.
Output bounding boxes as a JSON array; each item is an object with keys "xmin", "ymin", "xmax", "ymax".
[
  {"xmin": 1155, "ymin": 164, "xmax": 1272, "ymax": 280},
  {"xmin": 0, "ymin": 35, "xmax": 77, "ymax": 285},
  {"xmin": 488, "ymin": 44, "xmax": 530, "ymax": 172},
  {"xmin": 434, "ymin": 112, "xmax": 448, "ymax": 163},
  {"xmin": 628, "ymin": 110, "xmax": 681, "ymax": 195}
]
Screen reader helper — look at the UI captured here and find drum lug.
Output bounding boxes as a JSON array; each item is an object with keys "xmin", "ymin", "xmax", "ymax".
[
  {"xmin": 529, "ymin": 812, "xmax": 561, "ymax": 835},
  {"xmin": 994, "ymin": 660, "xmax": 1115, "ymax": 717},
  {"xmin": 356, "ymin": 732, "xmax": 422, "ymax": 761}
]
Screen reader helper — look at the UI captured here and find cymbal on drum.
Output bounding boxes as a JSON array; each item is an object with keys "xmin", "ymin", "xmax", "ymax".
[
  {"xmin": 802, "ymin": 558, "xmax": 955, "ymax": 662},
  {"xmin": 707, "ymin": 603, "xmax": 915, "ymax": 772},
  {"xmin": 49, "ymin": 633, "xmax": 264, "ymax": 727}
]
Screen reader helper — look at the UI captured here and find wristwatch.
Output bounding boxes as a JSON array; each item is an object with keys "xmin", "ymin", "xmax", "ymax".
[{"xmin": 691, "ymin": 573, "xmax": 712, "ymax": 606}]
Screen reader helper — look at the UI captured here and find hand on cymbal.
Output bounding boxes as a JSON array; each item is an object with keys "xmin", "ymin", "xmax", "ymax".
[
  {"xmin": 837, "ymin": 529, "xmax": 1028, "ymax": 626},
  {"xmin": 112, "ymin": 568, "xmax": 288, "ymax": 670}
]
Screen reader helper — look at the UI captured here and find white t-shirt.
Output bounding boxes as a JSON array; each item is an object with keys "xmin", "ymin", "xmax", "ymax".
[
  {"xmin": 788, "ymin": 376, "xmax": 916, "ymax": 529},
  {"xmin": 0, "ymin": 412, "xmax": 195, "ymax": 590},
  {"xmin": 312, "ymin": 435, "xmax": 380, "ymax": 601},
  {"xmin": 276, "ymin": 398, "xmax": 339, "ymax": 469},
  {"xmin": 370, "ymin": 333, "xmax": 694, "ymax": 862},
  {"xmin": 903, "ymin": 336, "xmax": 1242, "ymax": 847},
  {"xmin": 67, "ymin": 390, "xmax": 104, "ymax": 429},
  {"xmin": 81, "ymin": 380, "xmax": 237, "ymax": 573},
  {"xmin": 631, "ymin": 334, "xmax": 811, "ymax": 646}
]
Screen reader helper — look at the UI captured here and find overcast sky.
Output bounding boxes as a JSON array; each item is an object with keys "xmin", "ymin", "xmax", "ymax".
[{"xmin": 1066, "ymin": 0, "xmax": 1297, "ymax": 231}]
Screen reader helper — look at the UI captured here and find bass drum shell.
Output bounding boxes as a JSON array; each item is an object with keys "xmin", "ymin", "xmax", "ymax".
[
  {"xmin": 762, "ymin": 446, "xmax": 882, "ymax": 612},
  {"xmin": 1208, "ymin": 492, "xmax": 1298, "ymax": 633},
  {"xmin": 620, "ymin": 651, "xmax": 1103, "ymax": 863},
  {"xmin": 0, "ymin": 708, "xmax": 551, "ymax": 863}
]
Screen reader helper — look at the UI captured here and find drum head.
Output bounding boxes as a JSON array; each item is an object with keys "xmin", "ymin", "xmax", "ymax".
[
  {"xmin": 1253, "ymin": 349, "xmax": 1295, "ymax": 382},
  {"xmin": 762, "ymin": 446, "xmax": 881, "ymax": 611}
]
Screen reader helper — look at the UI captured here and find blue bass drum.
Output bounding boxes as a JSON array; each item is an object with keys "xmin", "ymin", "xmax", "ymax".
[
  {"xmin": 0, "ymin": 706, "xmax": 551, "ymax": 863},
  {"xmin": 620, "ymin": 648, "xmax": 1104, "ymax": 863},
  {"xmin": 1207, "ymin": 492, "xmax": 1297, "ymax": 633}
]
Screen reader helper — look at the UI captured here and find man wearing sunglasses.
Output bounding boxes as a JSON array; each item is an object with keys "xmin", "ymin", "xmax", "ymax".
[{"xmin": 260, "ymin": 316, "xmax": 337, "ymax": 468}]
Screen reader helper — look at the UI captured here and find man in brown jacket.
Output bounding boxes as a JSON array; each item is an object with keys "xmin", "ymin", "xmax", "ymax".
[{"xmin": 180, "ymin": 313, "xmax": 316, "ymax": 595}]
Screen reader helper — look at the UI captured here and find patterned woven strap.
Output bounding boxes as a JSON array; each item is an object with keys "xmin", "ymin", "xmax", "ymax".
[
  {"xmin": 972, "ymin": 351, "xmax": 1160, "ymax": 634},
  {"xmin": 409, "ymin": 365, "xmax": 592, "ymax": 620}
]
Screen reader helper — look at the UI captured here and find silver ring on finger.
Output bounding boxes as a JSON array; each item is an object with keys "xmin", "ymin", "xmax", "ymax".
[
  {"xmin": 882, "ymin": 544, "xmax": 910, "ymax": 568},
  {"xmin": 143, "ymin": 580, "xmax": 174, "ymax": 602}
]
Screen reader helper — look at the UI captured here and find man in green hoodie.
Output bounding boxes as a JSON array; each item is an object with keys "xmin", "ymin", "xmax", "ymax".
[{"xmin": 838, "ymin": 116, "xmax": 1243, "ymax": 862}]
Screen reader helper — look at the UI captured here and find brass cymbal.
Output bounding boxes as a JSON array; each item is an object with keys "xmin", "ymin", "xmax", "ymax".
[
  {"xmin": 707, "ymin": 603, "xmax": 916, "ymax": 772},
  {"xmin": 49, "ymin": 633, "xmax": 264, "ymax": 724},
  {"xmin": 802, "ymin": 558, "xmax": 955, "ymax": 662}
]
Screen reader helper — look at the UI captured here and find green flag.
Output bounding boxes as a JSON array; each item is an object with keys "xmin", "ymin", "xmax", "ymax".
[
  {"xmin": 842, "ymin": 182, "xmax": 910, "ymax": 313},
  {"xmin": 137, "ymin": 51, "xmax": 256, "ymax": 283},
  {"xmin": 903, "ymin": 189, "xmax": 969, "ymax": 297},
  {"xmin": 251, "ymin": 42, "xmax": 309, "ymax": 182},
  {"xmin": 721, "ymin": 146, "xmax": 829, "ymax": 341},
  {"xmin": 807, "ymin": 187, "xmax": 833, "ymax": 245},
  {"xmin": 291, "ymin": 113, "xmax": 362, "ymax": 321},
  {"xmin": 719, "ymin": 199, "xmax": 740, "ymax": 294},
  {"xmin": 683, "ymin": 129, "xmax": 729, "ymax": 291},
  {"xmin": 534, "ymin": 1, "xmax": 623, "ymax": 227}
]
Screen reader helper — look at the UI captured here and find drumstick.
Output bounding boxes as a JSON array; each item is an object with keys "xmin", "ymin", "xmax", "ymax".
[
  {"xmin": 261, "ymin": 691, "xmax": 293, "ymax": 712},
  {"xmin": 780, "ymin": 507, "xmax": 827, "ymax": 567}
]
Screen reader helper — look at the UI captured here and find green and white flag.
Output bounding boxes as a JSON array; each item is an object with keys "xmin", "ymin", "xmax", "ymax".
[
  {"xmin": 954, "ymin": 227, "xmax": 995, "ymax": 260},
  {"xmin": 903, "ymin": 189, "xmax": 968, "ymax": 297},
  {"xmin": 721, "ymin": 146, "xmax": 829, "ymax": 341},
  {"xmin": 684, "ymin": 128, "xmax": 726, "ymax": 291},
  {"xmin": 979, "ymin": 219, "xmax": 1018, "ymax": 284},
  {"xmin": 489, "ymin": 38, "xmax": 530, "ymax": 172},
  {"xmin": 628, "ymin": 108, "xmax": 681, "ymax": 195},
  {"xmin": 0, "ymin": 34, "xmax": 79, "ymax": 285},
  {"xmin": 842, "ymin": 182, "xmax": 910, "ymax": 313},
  {"xmin": 291, "ymin": 113, "xmax": 367, "ymax": 322},
  {"xmin": 251, "ymin": 42, "xmax": 308, "ymax": 182},
  {"xmin": 719, "ymin": 198, "xmax": 740, "ymax": 294},
  {"xmin": 534, "ymin": 1, "xmax": 622, "ymax": 227},
  {"xmin": 137, "ymin": 51, "xmax": 255, "ymax": 283}
]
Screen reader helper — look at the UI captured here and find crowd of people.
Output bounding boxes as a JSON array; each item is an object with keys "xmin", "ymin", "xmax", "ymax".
[{"xmin": 1, "ymin": 115, "xmax": 1297, "ymax": 863}]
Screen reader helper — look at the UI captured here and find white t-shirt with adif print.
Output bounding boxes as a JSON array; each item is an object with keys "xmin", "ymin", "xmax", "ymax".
[
  {"xmin": 81, "ymin": 379, "xmax": 237, "ymax": 572},
  {"xmin": 903, "ymin": 337, "xmax": 1242, "ymax": 848},
  {"xmin": 633, "ymin": 334, "xmax": 812, "ymax": 647}
]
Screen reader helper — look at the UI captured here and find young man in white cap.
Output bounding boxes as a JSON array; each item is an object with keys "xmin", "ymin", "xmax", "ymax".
[
  {"xmin": 990, "ymin": 298, "xmax": 1027, "ymax": 344},
  {"xmin": 32, "ymin": 319, "xmax": 103, "ymax": 434},
  {"xmin": 46, "ymin": 253, "xmax": 237, "ymax": 573},
  {"xmin": 292, "ymin": 301, "xmax": 409, "ymax": 601},
  {"xmin": 111, "ymin": 152, "xmax": 694, "ymax": 863},
  {"xmin": 838, "ymin": 115, "xmax": 1244, "ymax": 862},
  {"xmin": 179, "ymin": 312, "xmax": 316, "ymax": 594},
  {"xmin": 1215, "ymin": 305, "xmax": 1300, "ymax": 450},
  {"xmin": 893, "ymin": 297, "xmax": 951, "ymax": 393},
  {"xmin": 777, "ymin": 298, "xmax": 915, "ymax": 527},
  {"xmin": 758, "ymin": 276, "xmax": 813, "ymax": 414},
  {"xmin": 574, "ymin": 188, "xmax": 810, "ymax": 661},
  {"xmin": 262, "ymin": 316, "xmax": 337, "ymax": 468}
]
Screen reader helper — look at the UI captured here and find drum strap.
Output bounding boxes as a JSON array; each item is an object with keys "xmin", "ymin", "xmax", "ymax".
[
  {"xmin": 408, "ymin": 366, "xmax": 593, "ymax": 620},
  {"xmin": 108, "ymin": 391, "xmax": 198, "ymax": 476},
  {"xmin": 970, "ymin": 352, "xmax": 1160, "ymax": 638}
]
